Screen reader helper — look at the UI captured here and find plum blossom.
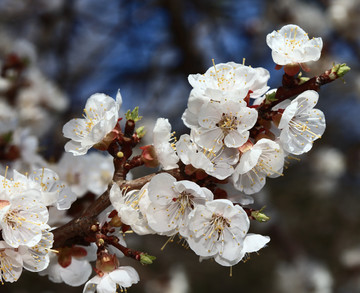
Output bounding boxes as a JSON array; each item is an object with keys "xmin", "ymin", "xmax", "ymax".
[
  {"xmin": 0, "ymin": 241, "xmax": 23, "ymax": 284},
  {"xmin": 18, "ymin": 228, "xmax": 53, "ymax": 272},
  {"xmin": 0, "ymin": 189, "xmax": 49, "ymax": 248},
  {"xmin": 277, "ymin": 90, "xmax": 326, "ymax": 155},
  {"xmin": 54, "ymin": 153, "xmax": 89, "ymax": 197},
  {"xmin": 63, "ymin": 91, "xmax": 122, "ymax": 156},
  {"xmin": 5, "ymin": 168, "xmax": 77, "ymax": 210},
  {"xmin": 55, "ymin": 152, "xmax": 114, "ymax": 198},
  {"xmin": 85, "ymin": 152, "xmax": 114, "ymax": 196},
  {"xmin": 83, "ymin": 266, "xmax": 139, "ymax": 293},
  {"xmin": 40, "ymin": 244, "xmax": 97, "ymax": 287},
  {"xmin": 182, "ymin": 62, "xmax": 269, "ymax": 128},
  {"xmin": 109, "ymin": 183, "xmax": 155, "ymax": 235},
  {"xmin": 152, "ymin": 118, "xmax": 179, "ymax": 170},
  {"xmin": 146, "ymin": 173, "xmax": 213, "ymax": 235},
  {"xmin": 266, "ymin": 24, "xmax": 323, "ymax": 66},
  {"xmin": 232, "ymin": 139, "xmax": 284, "ymax": 194},
  {"xmin": 28, "ymin": 168, "xmax": 77, "ymax": 210},
  {"xmin": 176, "ymin": 134, "xmax": 238, "ymax": 180},
  {"xmin": 185, "ymin": 199, "xmax": 268, "ymax": 266},
  {"xmin": 193, "ymin": 100, "xmax": 257, "ymax": 151}
]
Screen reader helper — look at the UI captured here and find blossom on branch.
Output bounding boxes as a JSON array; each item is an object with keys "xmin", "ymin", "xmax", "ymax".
[
  {"xmin": 182, "ymin": 62, "xmax": 269, "ymax": 128},
  {"xmin": 277, "ymin": 90, "xmax": 326, "ymax": 155},
  {"xmin": 232, "ymin": 139, "xmax": 284, "ymax": 194},
  {"xmin": 110, "ymin": 183, "xmax": 155, "ymax": 235},
  {"xmin": 185, "ymin": 199, "xmax": 269, "ymax": 266},
  {"xmin": 63, "ymin": 91, "xmax": 122, "ymax": 156},
  {"xmin": 83, "ymin": 266, "xmax": 139, "ymax": 293},
  {"xmin": 152, "ymin": 118, "xmax": 179, "ymax": 170},
  {"xmin": 193, "ymin": 100, "xmax": 257, "ymax": 152},
  {"xmin": 266, "ymin": 24, "xmax": 323, "ymax": 72},
  {"xmin": 146, "ymin": 173, "xmax": 213, "ymax": 236},
  {"xmin": 0, "ymin": 241, "xmax": 23, "ymax": 284},
  {"xmin": 176, "ymin": 134, "xmax": 238, "ymax": 180}
]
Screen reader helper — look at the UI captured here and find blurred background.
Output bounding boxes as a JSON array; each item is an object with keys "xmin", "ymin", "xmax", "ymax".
[{"xmin": 1, "ymin": 0, "xmax": 360, "ymax": 292}]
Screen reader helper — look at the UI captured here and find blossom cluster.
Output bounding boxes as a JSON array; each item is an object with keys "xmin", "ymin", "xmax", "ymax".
[
  {"xmin": 104, "ymin": 25, "xmax": 326, "ymax": 270},
  {"xmin": 0, "ymin": 23, "xmax": 349, "ymax": 293},
  {"xmin": 0, "ymin": 167, "xmax": 75, "ymax": 283}
]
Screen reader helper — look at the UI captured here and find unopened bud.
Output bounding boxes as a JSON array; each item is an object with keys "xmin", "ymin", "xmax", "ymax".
[
  {"xmin": 337, "ymin": 64, "xmax": 351, "ymax": 78},
  {"xmin": 251, "ymin": 207, "xmax": 270, "ymax": 222},
  {"xmin": 136, "ymin": 126, "xmax": 146, "ymax": 138},
  {"xmin": 125, "ymin": 106, "xmax": 142, "ymax": 122},
  {"xmin": 330, "ymin": 63, "xmax": 351, "ymax": 80},
  {"xmin": 117, "ymin": 151, "xmax": 124, "ymax": 158},
  {"xmin": 140, "ymin": 253, "xmax": 156, "ymax": 265}
]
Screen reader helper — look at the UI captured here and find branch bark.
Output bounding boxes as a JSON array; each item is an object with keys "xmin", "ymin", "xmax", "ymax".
[
  {"xmin": 52, "ymin": 168, "xmax": 181, "ymax": 248},
  {"xmin": 258, "ymin": 65, "xmax": 346, "ymax": 119}
]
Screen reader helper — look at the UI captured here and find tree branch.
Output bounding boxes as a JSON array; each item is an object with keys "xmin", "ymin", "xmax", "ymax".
[
  {"xmin": 258, "ymin": 64, "xmax": 349, "ymax": 119},
  {"xmin": 52, "ymin": 168, "xmax": 181, "ymax": 249}
]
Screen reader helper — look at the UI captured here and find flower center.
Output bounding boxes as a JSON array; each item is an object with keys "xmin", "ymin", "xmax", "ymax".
[
  {"xmin": 209, "ymin": 213, "xmax": 230, "ymax": 240},
  {"xmin": 4, "ymin": 209, "xmax": 25, "ymax": 229},
  {"xmin": 216, "ymin": 113, "xmax": 238, "ymax": 135},
  {"xmin": 175, "ymin": 192, "xmax": 194, "ymax": 216}
]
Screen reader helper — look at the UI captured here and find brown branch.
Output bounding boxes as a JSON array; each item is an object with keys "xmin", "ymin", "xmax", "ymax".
[
  {"xmin": 258, "ymin": 65, "xmax": 346, "ymax": 119},
  {"xmin": 52, "ymin": 168, "xmax": 181, "ymax": 249}
]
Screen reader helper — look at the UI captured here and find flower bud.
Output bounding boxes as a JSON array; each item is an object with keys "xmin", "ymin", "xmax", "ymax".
[
  {"xmin": 336, "ymin": 64, "xmax": 351, "ymax": 78},
  {"xmin": 136, "ymin": 126, "xmax": 146, "ymax": 138},
  {"xmin": 140, "ymin": 253, "xmax": 156, "ymax": 265},
  {"xmin": 251, "ymin": 209, "xmax": 270, "ymax": 222}
]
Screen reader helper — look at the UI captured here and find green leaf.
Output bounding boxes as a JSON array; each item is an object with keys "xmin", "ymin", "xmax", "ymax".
[{"xmin": 125, "ymin": 106, "xmax": 142, "ymax": 122}]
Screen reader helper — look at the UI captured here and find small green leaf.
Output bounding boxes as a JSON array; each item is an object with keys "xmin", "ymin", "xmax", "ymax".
[
  {"xmin": 251, "ymin": 206, "xmax": 270, "ymax": 222},
  {"xmin": 125, "ymin": 107, "xmax": 142, "ymax": 122},
  {"xmin": 265, "ymin": 91, "xmax": 277, "ymax": 104},
  {"xmin": 136, "ymin": 126, "xmax": 146, "ymax": 138},
  {"xmin": 140, "ymin": 253, "xmax": 156, "ymax": 265}
]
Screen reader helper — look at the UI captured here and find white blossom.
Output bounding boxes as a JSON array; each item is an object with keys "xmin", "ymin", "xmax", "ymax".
[
  {"xmin": 153, "ymin": 118, "xmax": 179, "ymax": 170},
  {"xmin": 83, "ymin": 266, "xmax": 139, "ymax": 293},
  {"xmin": 40, "ymin": 244, "xmax": 97, "ymax": 287},
  {"xmin": 185, "ymin": 199, "xmax": 251, "ymax": 266},
  {"xmin": 266, "ymin": 24, "xmax": 323, "ymax": 66},
  {"xmin": 146, "ymin": 173, "xmax": 213, "ymax": 235},
  {"xmin": 55, "ymin": 153, "xmax": 89, "ymax": 197},
  {"xmin": 278, "ymin": 90, "xmax": 325, "ymax": 155},
  {"xmin": 18, "ymin": 228, "xmax": 53, "ymax": 272},
  {"xmin": 176, "ymin": 134, "xmax": 238, "ymax": 180},
  {"xmin": 182, "ymin": 62, "xmax": 269, "ymax": 128},
  {"xmin": 109, "ymin": 183, "xmax": 155, "ymax": 235},
  {"xmin": 85, "ymin": 152, "xmax": 114, "ymax": 196},
  {"xmin": 63, "ymin": 91, "xmax": 122, "ymax": 156},
  {"xmin": 193, "ymin": 100, "xmax": 257, "ymax": 151},
  {"xmin": 0, "ymin": 241, "xmax": 23, "ymax": 284},
  {"xmin": 0, "ymin": 189, "xmax": 49, "ymax": 248},
  {"xmin": 232, "ymin": 139, "xmax": 284, "ymax": 194}
]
